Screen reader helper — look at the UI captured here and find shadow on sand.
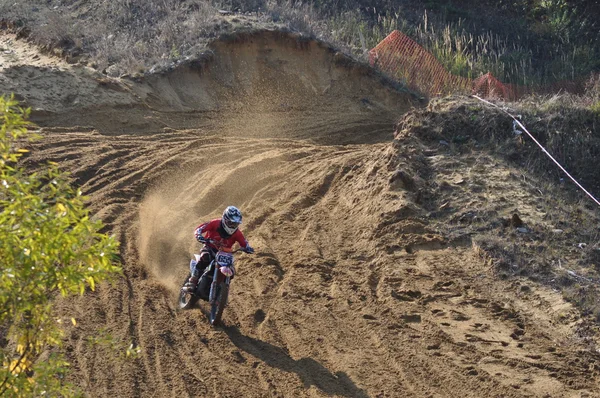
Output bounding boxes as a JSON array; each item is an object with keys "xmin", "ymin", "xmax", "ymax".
[{"xmin": 223, "ymin": 326, "xmax": 369, "ymax": 398}]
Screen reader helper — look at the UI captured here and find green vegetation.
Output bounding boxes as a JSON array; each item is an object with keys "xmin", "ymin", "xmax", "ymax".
[
  {"xmin": 587, "ymin": 74, "xmax": 600, "ymax": 115},
  {"xmin": 0, "ymin": 96, "xmax": 121, "ymax": 397}
]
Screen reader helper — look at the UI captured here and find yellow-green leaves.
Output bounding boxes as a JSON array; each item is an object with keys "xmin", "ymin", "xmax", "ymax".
[{"xmin": 0, "ymin": 95, "xmax": 121, "ymax": 397}]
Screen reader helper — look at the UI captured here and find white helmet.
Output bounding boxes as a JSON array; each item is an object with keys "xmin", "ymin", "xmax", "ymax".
[{"xmin": 222, "ymin": 206, "xmax": 242, "ymax": 235}]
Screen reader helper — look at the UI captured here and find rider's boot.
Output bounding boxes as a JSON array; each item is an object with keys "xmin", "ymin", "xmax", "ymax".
[{"xmin": 183, "ymin": 259, "xmax": 201, "ymax": 293}]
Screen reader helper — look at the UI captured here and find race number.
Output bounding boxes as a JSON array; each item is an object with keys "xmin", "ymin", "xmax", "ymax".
[{"xmin": 216, "ymin": 252, "xmax": 233, "ymax": 267}]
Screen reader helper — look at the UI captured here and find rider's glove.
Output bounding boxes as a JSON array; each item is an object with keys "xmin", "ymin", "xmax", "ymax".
[
  {"xmin": 194, "ymin": 228, "xmax": 205, "ymax": 243},
  {"xmin": 243, "ymin": 245, "xmax": 254, "ymax": 254}
]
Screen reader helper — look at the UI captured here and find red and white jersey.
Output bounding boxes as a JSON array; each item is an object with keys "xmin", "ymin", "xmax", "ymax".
[{"xmin": 195, "ymin": 219, "xmax": 248, "ymax": 252}]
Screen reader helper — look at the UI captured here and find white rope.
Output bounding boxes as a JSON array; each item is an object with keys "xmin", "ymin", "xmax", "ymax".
[{"xmin": 472, "ymin": 95, "xmax": 600, "ymax": 207}]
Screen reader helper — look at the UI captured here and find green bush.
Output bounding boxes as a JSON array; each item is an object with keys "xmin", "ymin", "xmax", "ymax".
[{"xmin": 0, "ymin": 95, "xmax": 121, "ymax": 397}]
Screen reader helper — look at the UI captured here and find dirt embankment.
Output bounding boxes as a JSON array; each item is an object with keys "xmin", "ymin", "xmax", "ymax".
[{"xmin": 3, "ymin": 29, "xmax": 600, "ymax": 397}]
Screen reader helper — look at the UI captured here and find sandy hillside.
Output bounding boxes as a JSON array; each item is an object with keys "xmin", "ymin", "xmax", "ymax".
[{"xmin": 2, "ymin": 29, "xmax": 600, "ymax": 398}]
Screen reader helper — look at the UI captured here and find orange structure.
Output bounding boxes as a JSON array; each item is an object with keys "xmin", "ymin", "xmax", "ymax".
[{"xmin": 369, "ymin": 30, "xmax": 585, "ymax": 100}]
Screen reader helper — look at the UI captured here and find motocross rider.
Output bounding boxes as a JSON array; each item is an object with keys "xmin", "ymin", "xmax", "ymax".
[{"xmin": 183, "ymin": 206, "xmax": 254, "ymax": 293}]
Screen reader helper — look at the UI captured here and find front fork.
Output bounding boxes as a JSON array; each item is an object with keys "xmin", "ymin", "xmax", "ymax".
[{"xmin": 208, "ymin": 264, "xmax": 230, "ymax": 303}]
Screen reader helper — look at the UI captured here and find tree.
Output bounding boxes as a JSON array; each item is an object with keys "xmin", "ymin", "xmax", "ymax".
[{"xmin": 0, "ymin": 95, "xmax": 121, "ymax": 397}]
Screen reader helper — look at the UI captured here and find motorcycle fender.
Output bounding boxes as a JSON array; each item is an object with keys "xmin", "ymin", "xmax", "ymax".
[{"xmin": 189, "ymin": 254, "xmax": 202, "ymax": 274}]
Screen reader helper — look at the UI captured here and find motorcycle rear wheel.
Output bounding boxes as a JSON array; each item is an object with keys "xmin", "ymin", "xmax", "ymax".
[{"xmin": 178, "ymin": 274, "xmax": 200, "ymax": 310}]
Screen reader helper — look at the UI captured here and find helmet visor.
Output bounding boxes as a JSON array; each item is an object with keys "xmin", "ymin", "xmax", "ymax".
[{"xmin": 223, "ymin": 218, "xmax": 240, "ymax": 230}]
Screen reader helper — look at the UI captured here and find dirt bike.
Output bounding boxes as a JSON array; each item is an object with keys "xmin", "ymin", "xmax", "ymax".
[{"xmin": 178, "ymin": 238, "xmax": 251, "ymax": 326}]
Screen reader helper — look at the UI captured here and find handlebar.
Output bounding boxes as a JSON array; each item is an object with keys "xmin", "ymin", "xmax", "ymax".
[{"xmin": 200, "ymin": 238, "xmax": 253, "ymax": 254}]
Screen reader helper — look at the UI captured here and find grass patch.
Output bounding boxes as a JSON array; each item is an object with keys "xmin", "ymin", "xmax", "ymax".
[{"xmin": 1, "ymin": 0, "xmax": 598, "ymax": 87}]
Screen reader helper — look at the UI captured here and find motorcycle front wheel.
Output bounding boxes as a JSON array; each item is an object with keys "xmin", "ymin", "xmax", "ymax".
[{"xmin": 209, "ymin": 283, "xmax": 229, "ymax": 326}]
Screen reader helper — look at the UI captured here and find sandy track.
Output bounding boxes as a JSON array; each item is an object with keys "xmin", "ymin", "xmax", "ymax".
[
  {"xmin": 31, "ymin": 122, "xmax": 600, "ymax": 398},
  {"xmin": 6, "ymin": 30, "xmax": 600, "ymax": 397}
]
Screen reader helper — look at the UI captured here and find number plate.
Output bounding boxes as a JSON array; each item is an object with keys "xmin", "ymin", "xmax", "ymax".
[{"xmin": 216, "ymin": 252, "xmax": 233, "ymax": 267}]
